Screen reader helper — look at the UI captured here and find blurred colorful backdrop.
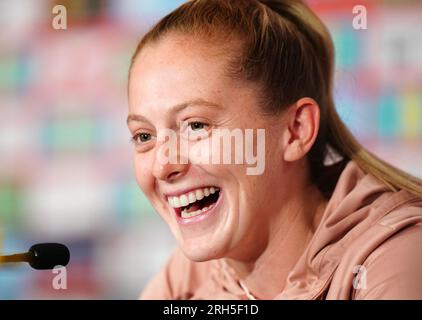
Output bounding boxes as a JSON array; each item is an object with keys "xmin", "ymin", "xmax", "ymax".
[{"xmin": 0, "ymin": 0, "xmax": 421, "ymax": 299}]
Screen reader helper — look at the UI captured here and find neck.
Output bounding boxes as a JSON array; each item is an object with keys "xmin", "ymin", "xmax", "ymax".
[{"xmin": 225, "ymin": 183, "xmax": 327, "ymax": 300}]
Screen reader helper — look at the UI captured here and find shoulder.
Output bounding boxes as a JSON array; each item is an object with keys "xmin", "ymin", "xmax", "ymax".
[
  {"xmin": 354, "ymin": 214, "xmax": 422, "ymax": 299},
  {"xmin": 140, "ymin": 246, "xmax": 214, "ymax": 299}
]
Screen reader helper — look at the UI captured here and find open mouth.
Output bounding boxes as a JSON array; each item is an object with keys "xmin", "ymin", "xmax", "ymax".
[{"xmin": 167, "ymin": 187, "xmax": 221, "ymax": 219}]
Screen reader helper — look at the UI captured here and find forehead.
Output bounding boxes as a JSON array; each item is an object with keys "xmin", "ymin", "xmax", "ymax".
[
  {"xmin": 131, "ymin": 35, "xmax": 232, "ymax": 83},
  {"xmin": 128, "ymin": 34, "xmax": 242, "ymax": 112}
]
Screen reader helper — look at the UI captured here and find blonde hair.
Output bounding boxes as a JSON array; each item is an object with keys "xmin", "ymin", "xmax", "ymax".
[{"xmin": 130, "ymin": 0, "xmax": 422, "ymax": 198}]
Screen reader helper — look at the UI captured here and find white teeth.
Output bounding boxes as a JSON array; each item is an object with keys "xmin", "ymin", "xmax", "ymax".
[
  {"xmin": 168, "ymin": 197, "xmax": 174, "ymax": 207},
  {"xmin": 195, "ymin": 189, "xmax": 204, "ymax": 200},
  {"xmin": 167, "ymin": 186, "xmax": 219, "ymax": 208},
  {"xmin": 188, "ymin": 192, "xmax": 196, "ymax": 204},
  {"xmin": 179, "ymin": 194, "xmax": 189, "ymax": 207},
  {"xmin": 173, "ymin": 197, "xmax": 180, "ymax": 208},
  {"xmin": 181, "ymin": 203, "xmax": 215, "ymax": 218},
  {"xmin": 181, "ymin": 209, "xmax": 202, "ymax": 218}
]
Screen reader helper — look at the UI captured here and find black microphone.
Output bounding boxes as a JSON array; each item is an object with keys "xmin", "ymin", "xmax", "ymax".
[{"xmin": 0, "ymin": 243, "xmax": 70, "ymax": 270}]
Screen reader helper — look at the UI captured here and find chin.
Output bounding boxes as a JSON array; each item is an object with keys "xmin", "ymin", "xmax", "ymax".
[{"xmin": 179, "ymin": 238, "xmax": 229, "ymax": 262}]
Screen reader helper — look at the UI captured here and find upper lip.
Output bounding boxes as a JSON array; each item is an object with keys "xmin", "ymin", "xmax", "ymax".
[{"xmin": 163, "ymin": 185, "xmax": 220, "ymax": 198}]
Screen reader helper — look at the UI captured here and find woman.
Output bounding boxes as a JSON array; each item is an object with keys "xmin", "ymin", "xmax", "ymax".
[{"xmin": 127, "ymin": 0, "xmax": 422, "ymax": 299}]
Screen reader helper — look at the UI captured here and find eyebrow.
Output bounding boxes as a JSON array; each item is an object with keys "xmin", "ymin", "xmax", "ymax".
[{"xmin": 126, "ymin": 98, "xmax": 223, "ymax": 124}]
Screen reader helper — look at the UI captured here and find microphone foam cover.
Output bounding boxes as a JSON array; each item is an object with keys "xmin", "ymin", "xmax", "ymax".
[{"xmin": 28, "ymin": 243, "xmax": 70, "ymax": 270}]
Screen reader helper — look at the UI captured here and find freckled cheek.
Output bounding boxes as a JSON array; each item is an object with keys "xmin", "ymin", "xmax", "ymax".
[
  {"xmin": 133, "ymin": 153, "xmax": 154, "ymax": 195},
  {"xmin": 188, "ymin": 137, "xmax": 247, "ymax": 180}
]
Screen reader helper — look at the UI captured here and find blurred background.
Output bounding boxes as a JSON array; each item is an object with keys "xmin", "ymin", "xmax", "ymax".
[{"xmin": 0, "ymin": 0, "xmax": 421, "ymax": 299}]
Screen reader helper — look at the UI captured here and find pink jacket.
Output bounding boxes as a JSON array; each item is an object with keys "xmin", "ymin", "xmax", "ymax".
[{"xmin": 141, "ymin": 161, "xmax": 422, "ymax": 299}]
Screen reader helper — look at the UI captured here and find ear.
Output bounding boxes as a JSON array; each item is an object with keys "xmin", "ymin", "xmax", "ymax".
[{"xmin": 282, "ymin": 98, "xmax": 321, "ymax": 162}]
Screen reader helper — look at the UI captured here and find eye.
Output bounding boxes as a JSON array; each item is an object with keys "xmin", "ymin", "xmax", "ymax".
[
  {"xmin": 132, "ymin": 132, "xmax": 152, "ymax": 144},
  {"xmin": 189, "ymin": 121, "xmax": 208, "ymax": 132},
  {"xmin": 180, "ymin": 120, "xmax": 211, "ymax": 141}
]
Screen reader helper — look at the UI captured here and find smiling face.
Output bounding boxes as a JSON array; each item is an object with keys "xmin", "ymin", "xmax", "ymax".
[{"xmin": 127, "ymin": 34, "xmax": 294, "ymax": 262}]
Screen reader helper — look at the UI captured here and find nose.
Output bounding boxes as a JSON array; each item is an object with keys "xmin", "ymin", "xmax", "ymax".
[
  {"xmin": 151, "ymin": 141, "xmax": 189, "ymax": 182},
  {"xmin": 152, "ymin": 161, "xmax": 188, "ymax": 182}
]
